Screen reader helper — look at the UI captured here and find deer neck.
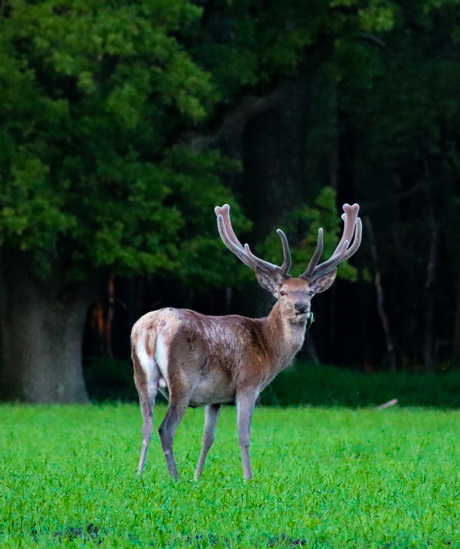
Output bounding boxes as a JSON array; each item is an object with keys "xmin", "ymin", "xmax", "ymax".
[{"xmin": 263, "ymin": 302, "xmax": 307, "ymax": 369}]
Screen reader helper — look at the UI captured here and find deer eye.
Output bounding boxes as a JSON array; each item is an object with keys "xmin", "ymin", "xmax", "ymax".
[
  {"xmin": 280, "ymin": 291, "xmax": 286, "ymax": 296},
  {"xmin": 309, "ymin": 290, "xmax": 314, "ymax": 297}
]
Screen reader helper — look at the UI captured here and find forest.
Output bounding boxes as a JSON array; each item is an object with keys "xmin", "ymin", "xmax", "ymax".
[{"xmin": 1, "ymin": 0, "xmax": 460, "ymax": 403}]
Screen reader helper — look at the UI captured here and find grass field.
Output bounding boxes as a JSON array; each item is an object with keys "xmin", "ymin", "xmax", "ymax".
[{"xmin": 0, "ymin": 404, "xmax": 459, "ymax": 548}]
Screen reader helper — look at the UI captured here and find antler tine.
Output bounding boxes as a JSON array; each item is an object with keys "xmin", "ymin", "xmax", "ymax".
[
  {"xmin": 303, "ymin": 227, "xmax": 324, "ymax": 279},
  {"xmin": 215, "ymin": 207, "xmax": 255, "ymax": 269},
  {"xmin": 335, "ymin": 203, "xmax": 360, "ymax": 252},
  {"xmin": 215, "ymin": 204, "xmax": 291, "ymax": 277},
  {"xmin": 276, "ymin": 229, "xmax": 292, "ymax": 276},
  {"xmin": 244, "ymin": 229, "xmax": 291, "ymax": 275},
  {"xmin": 336, "ymin": 216, "xmax": 362, "ymax": 262},
  {"xmin": 215, "ymin": 204, "xmax": 245, "ymax": 250},
  {"xmin": 301, "ymin": 203, "xmax": 361, "ymax": 282},
  {"xmin": 312, "ymin": 204, "xmax": 360, "ymax": 277}
]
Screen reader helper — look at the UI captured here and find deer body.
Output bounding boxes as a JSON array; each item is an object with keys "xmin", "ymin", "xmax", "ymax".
[{"xmin": 132, "ymin": 204, "xmax": 362, "ymax": 479}]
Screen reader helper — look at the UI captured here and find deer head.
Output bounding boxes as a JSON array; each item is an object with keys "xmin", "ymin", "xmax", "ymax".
[{"xmin": 215, "ymin": 203, "xmax": 362, "ymax": 324}]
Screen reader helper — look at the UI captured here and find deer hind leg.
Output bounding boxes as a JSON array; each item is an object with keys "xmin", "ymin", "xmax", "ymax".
[
  {"xmin": 194, "ymin": 403, "xmax": 221, "ymax": 480},
  {"xmin": 158, "ymin": 383, "xmax": 192, "ymax": 480},
  {"xmin": 236, "ymin": 389, "xmax": 257, "ymax": 480},
  {"xmin": 132, "ymin": 341, "xmax": 159, "ymax": 475}
]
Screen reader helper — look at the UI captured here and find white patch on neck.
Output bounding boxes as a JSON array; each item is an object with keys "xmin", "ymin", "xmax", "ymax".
[{"xmin": 283, "ymin": 316, "xmax": 307, "ymax": 355}]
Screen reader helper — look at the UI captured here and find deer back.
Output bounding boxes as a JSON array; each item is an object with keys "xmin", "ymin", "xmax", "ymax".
[{"xmin": 131, "ymin": 307, "xmax": 283, "ymax": 406}]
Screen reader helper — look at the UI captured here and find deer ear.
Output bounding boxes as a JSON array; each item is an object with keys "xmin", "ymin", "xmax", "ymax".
[
  {"xmin": 309, "ymin": 269, "xmax": 337, "ymax": 294},
  {"xmin": 255, "ymin": 268, "xmax": 282, "ymax": 297}
]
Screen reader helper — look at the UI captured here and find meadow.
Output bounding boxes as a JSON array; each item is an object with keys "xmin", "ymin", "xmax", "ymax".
[{"xmin": 0, "ymin": 403, "xmax": 459, "ymax": 548}]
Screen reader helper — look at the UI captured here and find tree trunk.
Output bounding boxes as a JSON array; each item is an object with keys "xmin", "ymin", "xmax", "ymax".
[
  {"xmin": 365, "ymin": 217, "xmax": 397, "ymax": 371},
  {"xmin": 0, "ymin": 251, "xmax": 99, "ymax": 403},
  {"xmin": 423, "ymin": 225, "xmax": 437, "ymax": 372},
  {"xmin": 240, "ymin": 74, "xmax": 312, "ymax": 241}
]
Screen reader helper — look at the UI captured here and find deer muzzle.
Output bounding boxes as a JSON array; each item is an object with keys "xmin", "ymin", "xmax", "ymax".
[{"xmin": 294, "ymin": 302, "xmax": 309, "ymax": 314}]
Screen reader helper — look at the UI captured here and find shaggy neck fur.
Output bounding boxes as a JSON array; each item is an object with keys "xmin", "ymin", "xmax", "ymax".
[{"xmin": 263, "ymin": 301, "xmax": 308, "ymax": 370}]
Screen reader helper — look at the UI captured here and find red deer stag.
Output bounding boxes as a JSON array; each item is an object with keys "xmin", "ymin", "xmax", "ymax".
[{"xmin": 131, "ymin": 203, "xmax": 362, "ymax": 479}]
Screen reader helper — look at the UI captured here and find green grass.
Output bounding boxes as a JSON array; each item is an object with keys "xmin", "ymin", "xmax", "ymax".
[{"xmin": 0, "ymin": 404, "xmax": 459, "ymax": 547}]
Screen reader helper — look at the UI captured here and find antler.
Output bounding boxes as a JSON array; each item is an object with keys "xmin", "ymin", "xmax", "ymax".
[
  {"xmin": 301, "ymin": 203, "xmax": 362, "ymax": 282},
  {"xmin": 215, "ymin": 204, "xmax": 291, "ymax": 279}
]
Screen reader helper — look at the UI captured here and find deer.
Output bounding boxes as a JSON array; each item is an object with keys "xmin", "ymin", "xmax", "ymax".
[{"xmin": 131, "ymin": 203, "xmax": 362, "ymax": 480}]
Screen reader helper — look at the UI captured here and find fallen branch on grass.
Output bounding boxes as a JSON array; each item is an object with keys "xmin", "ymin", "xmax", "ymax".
[{"xmin": 376, "ymin": 398, "xmax": 398, "ymax": 410}]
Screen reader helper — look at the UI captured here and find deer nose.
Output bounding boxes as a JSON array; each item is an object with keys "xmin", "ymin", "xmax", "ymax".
[{"xmin": 295, "ymin": 302, "xmax": 309, "ymax": 314}]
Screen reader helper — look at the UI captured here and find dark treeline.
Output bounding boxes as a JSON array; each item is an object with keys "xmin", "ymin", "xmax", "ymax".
[{"xmin": 1, "ymin": 0, "xmax": 460, "ymax": 402}]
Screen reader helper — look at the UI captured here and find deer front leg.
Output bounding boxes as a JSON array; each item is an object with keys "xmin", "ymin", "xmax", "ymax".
[
  {"xmin": 194, "ymin": 403, "xmax": 221, "ymax": 480},
  {"xmin": 158, "ymin": 393, "xmax": 190, "ymax": 480},
  {"xmin": 236, "ymin": 390, "xmax": 257, "ymax": 480}
]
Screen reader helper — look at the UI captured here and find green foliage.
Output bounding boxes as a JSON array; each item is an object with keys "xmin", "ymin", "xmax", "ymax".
[
  {"xmin": 261, "ymin": 361, "xmax": 460, "ymax": 408},
  {"xmin": 0, "ymin": 404, "xmax": 459, "ymax": 547},
  {"xmin": 332, "ymin": 0, "xmax": 460, "ymax": 176},
  {"xmin": 189, "ymin": 0, "xmax": 397, "ymax": 99},
  {"xmin": 161, "ymin": 148, "xmax": 249, "ymax": 288},
  {"xmin": 329, "ymin": 0, "xmax": 460, "ymax": 283},
  {"xmin": 0, "ymin": 0, "xmax": 400, "ymax": 285},
  {"xmin": 0, "ymin": 0, "xmax": 234, "ymax": 282},
  {"xmin": 358, "ymin": 2, "xmax": 395, "ymax": 32}
]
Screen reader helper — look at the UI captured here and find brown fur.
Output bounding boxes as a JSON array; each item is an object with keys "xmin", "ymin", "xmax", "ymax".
[{"xmin": 131, "ymin": 278, "xmax": 319, "ymax": 480}]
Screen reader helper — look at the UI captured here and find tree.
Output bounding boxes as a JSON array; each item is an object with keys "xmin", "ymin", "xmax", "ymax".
[{"xmin": 0, "ymin": 0, "xmax": 244, "ymax": 402}]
